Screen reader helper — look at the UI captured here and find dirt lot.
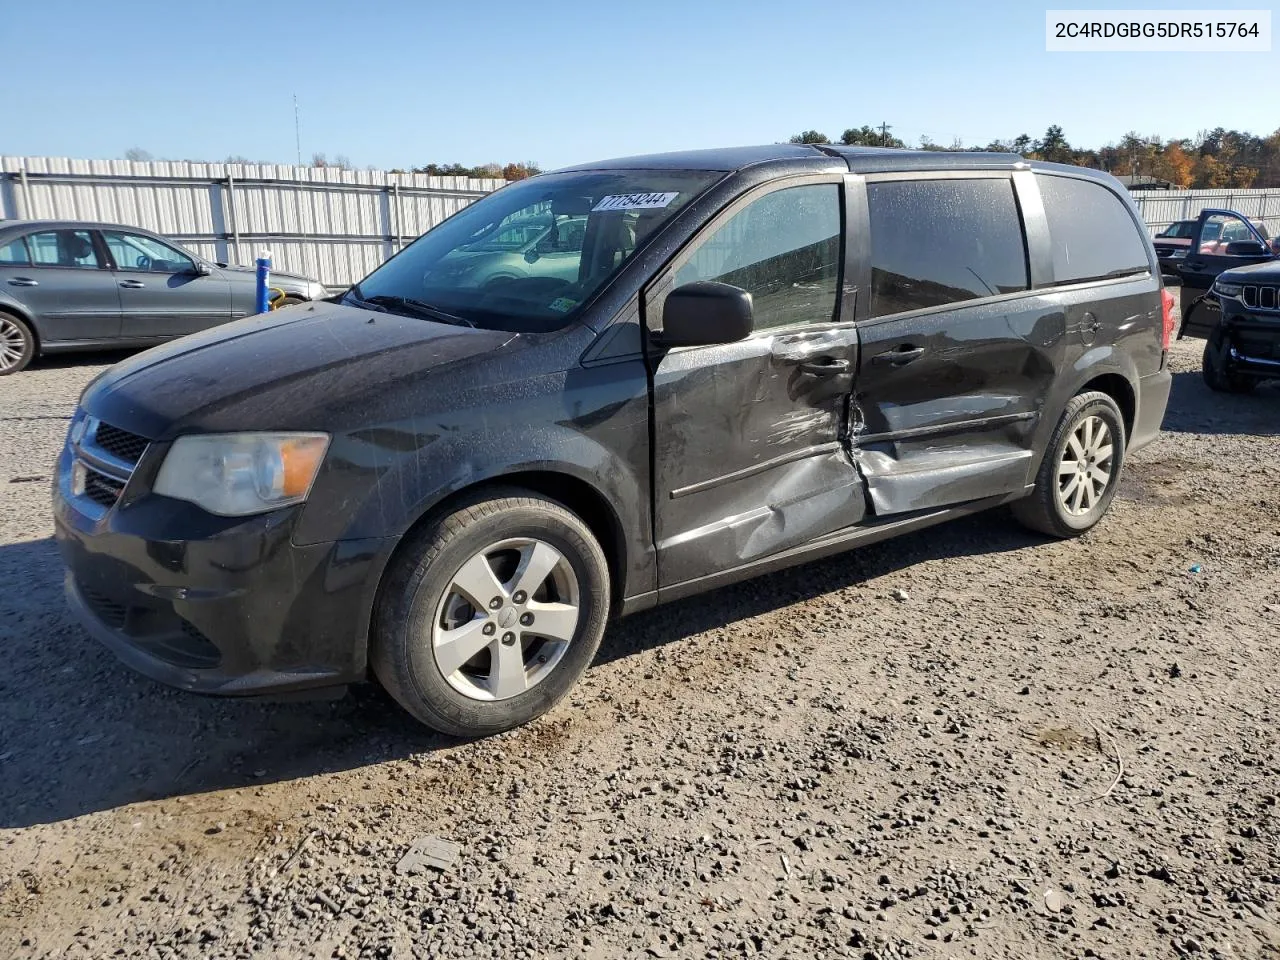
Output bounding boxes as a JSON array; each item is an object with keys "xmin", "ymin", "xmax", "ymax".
[{"xmin": 1, "ymin": 339, "xmax": 1278, "ymax": 960}]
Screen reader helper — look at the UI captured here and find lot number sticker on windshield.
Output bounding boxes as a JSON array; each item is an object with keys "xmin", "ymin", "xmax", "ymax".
[{"xmin": 592, "ymin": 192, "xmax": 679, "ymax": 212}]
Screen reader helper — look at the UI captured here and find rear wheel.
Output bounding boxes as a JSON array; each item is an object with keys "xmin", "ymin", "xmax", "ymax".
[
  {"xmin": 1012, "ymin": 391, "xmax": 1126, "ymax": 538},
  {"xmin": 1202, "ymin": 330, "xmax": 1255, "ymax": 393},
  {"xmin": 372, "ymin": 489, "xmax": 610, "ymax": 737},
  {"xmin": 0, "ymin": 312, "xmax": 35, "ymax": 375}
]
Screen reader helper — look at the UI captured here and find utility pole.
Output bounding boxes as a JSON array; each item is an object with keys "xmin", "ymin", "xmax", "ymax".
[
  {"xmin": 293, "ymin": 94, "xmax": 302, "ymax": 167},
  {"xmin": 879, "ymin": 121, "xmax": 892, "ymax": 147}
]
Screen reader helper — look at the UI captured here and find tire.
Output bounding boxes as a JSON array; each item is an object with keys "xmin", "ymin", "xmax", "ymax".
[
  {"xmin": 371, "ymin": 488, "xmax": 610, "ymax": 737},
  {"xmin": 273, "ymin": 295, "xmax": 306, "ymax": 309},
  {"xmin": 0, "ymin": 311, "xmax": 36, "ymax": 376},
  {"xmin": 1012, "ymin": 391, "xmax": 1126, "ymax": 538},
  {"xmin": 1202, "ymin": 330, "xmax": 1255, "ymax": 394}
]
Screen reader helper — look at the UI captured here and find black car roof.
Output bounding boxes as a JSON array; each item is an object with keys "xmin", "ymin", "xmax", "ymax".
[{"xmin": 553, "ymin": 144, "xmax": 1125, "ymax": 184}]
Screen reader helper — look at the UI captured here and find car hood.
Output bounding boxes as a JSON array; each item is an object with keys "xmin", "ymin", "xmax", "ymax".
[
  {"xmin": 1218, "ymin": 259, "xmax": 1280, "ymax": 283},
  {"xmin": 220, "ymin": 263, "xmax": 312, "ymax": 283},
  {"xmin": 80, "ymin": 302, "xmax": 526, "ymax": 439}
]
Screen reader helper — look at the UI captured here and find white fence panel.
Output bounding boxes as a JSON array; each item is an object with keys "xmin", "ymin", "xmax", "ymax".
[{"xmin": 0, "ymin": 156, "xmax": 507, "ymax": 287}]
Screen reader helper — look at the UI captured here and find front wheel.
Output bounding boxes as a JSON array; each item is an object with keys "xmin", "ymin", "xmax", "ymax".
[
  {"xmin": 372, "ymin": 489, "xmax": 610, "ymax": 737},
  {"xmin": 1012, "ymin": 391, "xmax": 1126, "ymax": 538},
  {"xmin": 1202, "ymin": 330, "xmax": 1255, "ymax": 394}
]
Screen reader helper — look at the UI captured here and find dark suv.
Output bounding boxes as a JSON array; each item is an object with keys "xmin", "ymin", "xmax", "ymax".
[{"xmin": 54, "ymin": 145, "xmax": 1174, "ymax": 737}]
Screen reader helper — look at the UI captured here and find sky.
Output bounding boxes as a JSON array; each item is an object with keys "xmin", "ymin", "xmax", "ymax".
[{"xmin": 4, "ymin": 0, "xmax": 1277, "ymax": 171}]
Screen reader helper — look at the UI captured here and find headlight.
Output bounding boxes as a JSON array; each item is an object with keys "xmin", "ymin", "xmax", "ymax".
[
  {"xmin": 1213, "ymin": 280, "xmax": 1243, "ymax": 298},
  {"xmin": 154, "ymin": 432, "xmax": 329, "ymax": 516}
]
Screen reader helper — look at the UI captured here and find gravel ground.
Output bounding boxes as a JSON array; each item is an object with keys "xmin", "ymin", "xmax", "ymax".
[{"xmin": 2, "ymin": 340, "xmax": 1278, "ymax": 960}]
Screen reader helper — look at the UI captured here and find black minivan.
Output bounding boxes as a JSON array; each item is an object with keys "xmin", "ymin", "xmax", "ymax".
[{"xmin": 54, "ymin": 145, "xmax": 1174, "ymax": 736}]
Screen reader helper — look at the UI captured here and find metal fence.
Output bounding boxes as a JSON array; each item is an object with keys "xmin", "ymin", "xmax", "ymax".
[
  {"xmin": 0, "ymin": 156, "xmax": 507, "ymax": 288},
  {"xmin": 1131, "ymin": 188, "xmax": 1280, "ymax": 235},
  {"xmin": 4, "ymin": 157, "xmax": 1280, "ymax": 284}
]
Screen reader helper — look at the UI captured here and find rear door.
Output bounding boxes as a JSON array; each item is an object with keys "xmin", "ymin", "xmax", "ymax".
[
  {"xmin": 0, "ymin": 229, "xmax": 122, "ymax": 342},
  {"xmin": 849, "ymin": 172, "xmax": 1054, "ymax": 514},
  {"xmin": 646, "ymin": 176, "xmax": 865, "ymax": 587},
  {"xmin": 102, "ymin": 230, "xmax": 232, "ymax": 339}
]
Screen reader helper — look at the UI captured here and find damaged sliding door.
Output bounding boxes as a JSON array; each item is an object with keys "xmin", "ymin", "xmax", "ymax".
[{"xmin": 644, "ymin": 177, "xmax": 866, "ymax": 589}]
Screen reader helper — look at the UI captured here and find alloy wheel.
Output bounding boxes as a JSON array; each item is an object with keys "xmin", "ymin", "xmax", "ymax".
[
  {"xmin": 1056, "ymin": 415, "xmax": 1114, "ymax": 516},
  {"xmin": 0, "ymin": 317, "xmax": 26, "ymax": 372},
  {"xmin": 431, "ymin": 537, "xmax": 580, "ymax": 701}
]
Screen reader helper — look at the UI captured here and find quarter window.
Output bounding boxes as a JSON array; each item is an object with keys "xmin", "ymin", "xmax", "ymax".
[
  {"xmin": 104, "ymin": 231, "xmax": 195, "ymax": 273},
  {"xmin": 25, "ymin": 230, "xmax": 101, "ymax": 269},
  {"xmin": 867, "ymin": 178, "xmax": 1028, "ymax": 318},
  {"xmin": 674, "ymin": 184, "xmax": 842, "ymax": 331},
  {"xmin": 1038, "ymin": 174, "xmax": 1149, "ymax": 284},
  {"xmin": 0, "ymin": 237, "xmax": 28, "ymax": 265}
]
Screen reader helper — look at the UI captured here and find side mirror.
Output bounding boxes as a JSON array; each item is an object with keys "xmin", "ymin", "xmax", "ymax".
[
  {"xmin": 1225, "ymin": 240, "xmax": 1267, "ymax": 257},
  {"xmin": 657, "ymin": 281, "xmax": 754, "ymax": 347},
  {"xmin": 193, "ymin": 260, "xmax": 212, "ymax": 276}
]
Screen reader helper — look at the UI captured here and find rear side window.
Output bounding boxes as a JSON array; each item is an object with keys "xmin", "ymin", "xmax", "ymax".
[
  {"xmin": 866, "ymin": 178, "xmax": 1028, "ymax": 318},
  {"xmin": 1038, "ymin": 175, "xmax": 1150, "ymax": 284},
  {"xmin": 0, "ymin": 237, "xmax": 28, "ymax": 264}
]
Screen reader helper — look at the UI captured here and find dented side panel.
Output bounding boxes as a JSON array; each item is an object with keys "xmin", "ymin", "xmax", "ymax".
[
  {"xmin": 651, "ymin": 326, "xmax": 865, "ymax": 586},
  {"xmin": 851, "ymin": 294, "xmax": 1065, "ymax": 514}
]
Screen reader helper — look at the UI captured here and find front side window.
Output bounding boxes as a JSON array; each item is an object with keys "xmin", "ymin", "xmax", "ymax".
[
  {"xmin": 25, "ymin": 230, "xmax": 100, "ymax": 269},
  {"xmin": 104, "ymin": 231, "xmax": 195, "ymax": 273},
  {"xmin": 674, "ymin": 183, "xmax": 841, "ymax": 331},
  {"xmin": 867, "ymin": 178, "xmax": 1028, "ymax": 317},
  {"xmin": 350, "ymin": 170, "xmax": 718, "ymax": 333},
  {"xmin": 1038, "ymin": 174, "xmax": 1150, "ymax": 284},
  {"xmin": 0, "ymin": 237, "xmax": 29, "ymax": 265}
]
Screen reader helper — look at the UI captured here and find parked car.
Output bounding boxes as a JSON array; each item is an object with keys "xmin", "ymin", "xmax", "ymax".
[
  {"xmin": 0, "ymin": 220, "xmax": 329, "ymax": 374},
  {"xmin": 1176, "ymin": 209, "xmax": 1279, "ymax": 339},
  {"xmin": 1199, "ymin": 260, "xmax": 1280, "ymax": 392},
  {"xmin": 431, "ymin": 214, "xmax": 590, "ymax": 290},
  {"xmin": 1153, "ymin": 219, "xmax": 1197, "ymax": 270},
  {"xmin": 54, "ymin": 145, "xmax": 1173, "ymax": 737}
]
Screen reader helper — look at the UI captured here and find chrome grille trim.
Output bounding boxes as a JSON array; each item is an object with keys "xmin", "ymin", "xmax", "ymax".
[
  {"xmin": 64, "ymin": 414, "xmax": 150, "ymax": 517},
  {"xmin": 1241, "ymin": 285, "xmax": 1279, "ymax": 312}
]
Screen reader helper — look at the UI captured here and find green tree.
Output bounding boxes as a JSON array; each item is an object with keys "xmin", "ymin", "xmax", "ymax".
[
  {"xmin": 842, "ymin": 126, "xmax": 904, "ymax": 148},
  {"xmin": 789, "ymin": 130, "xmax": 831, "ymax": 145},
  {"xmin": 1035, "ymin": 125, "xmax": 1072, "ymax": 163}
]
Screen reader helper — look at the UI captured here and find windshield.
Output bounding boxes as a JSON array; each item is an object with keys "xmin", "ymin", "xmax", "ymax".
[
  {"xmin": 349, "ymin": 170, "xmax": 718, "ymax": 332},
  {"xmin": 1159, "ymin": 221, "xmax": 1196, "ymax": 238}
]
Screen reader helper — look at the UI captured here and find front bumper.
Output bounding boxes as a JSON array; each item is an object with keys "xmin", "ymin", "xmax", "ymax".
[{"xmin": 54, "ymin": 443, "xmax": 394, "ymax": 696}]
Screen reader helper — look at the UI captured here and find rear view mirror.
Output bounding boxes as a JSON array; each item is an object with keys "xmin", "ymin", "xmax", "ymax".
[
  {"xmin": 658, "ymin": 281, "xmax": 754, "ymax": 347},
  {"xmin": 552, "ymin": 196, "xmax": 593, "ymax": 217},
  {"xmin": 1225, "ymin": 240, "xmax": 1267, "ymax": 257}
]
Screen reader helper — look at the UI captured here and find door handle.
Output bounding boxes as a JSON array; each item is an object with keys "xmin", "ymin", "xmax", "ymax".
[
  {"xmin": 7, "ymin": 278, "xmax": 38, "ymax": 287},
  {"xmin": 873, "ymin": 345, "xmax": 926, "ymax": 366},
  {"xmin": 1184, "ymin": 260, "xmax": 1204, "ymax": 269},
  {"xmin": 119, "ymin": 280, "xmax": 146, "ymax": 289},
  {"xmin": 798, "ymin": 358, "xmax": 850, "ymax": 377}
]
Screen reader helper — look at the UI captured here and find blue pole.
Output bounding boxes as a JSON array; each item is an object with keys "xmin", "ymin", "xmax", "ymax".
[{"xmin": 254, "ymin": 255, "xmax": 271, "ymax": 314}]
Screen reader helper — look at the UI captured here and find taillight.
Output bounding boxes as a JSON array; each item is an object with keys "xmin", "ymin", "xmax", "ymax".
[{"xmin": 1160, "ymin": 287, "xmax": 1176, "ymax": 350}]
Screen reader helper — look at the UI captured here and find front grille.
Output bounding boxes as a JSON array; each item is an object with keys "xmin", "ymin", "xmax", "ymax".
[
  {"xmin": 1242, "ymin": 285, "xmax": 1278, "ymax": 312},
  {"xmin": 81, "ymin": 585, "xmax": 127, "ymax": 629},
  {"xmin": 83, "ymin": 469, "xmax": 125, "ymax": 507},
  {"xmin": 93, "ymin": 422, "xmax": 148, "ymax": 464}
]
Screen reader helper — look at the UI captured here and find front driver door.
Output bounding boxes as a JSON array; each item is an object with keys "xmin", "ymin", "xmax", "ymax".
[
  {"xmin": 1179, "ymin": 212, "xmax": 1276, "ymax": 338},
  {"xmin": 103, "ymin": 231, "xmax": 232, "ymax": 339},
  {"xmin": 645, "ymin": 177, "xmax": 866, "ymax": 589}
]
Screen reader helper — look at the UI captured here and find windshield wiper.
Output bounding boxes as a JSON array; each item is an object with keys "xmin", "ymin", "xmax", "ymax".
[{"xmin": 355, "ymin": 293, "xmax": 475, "ymax": 328}]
